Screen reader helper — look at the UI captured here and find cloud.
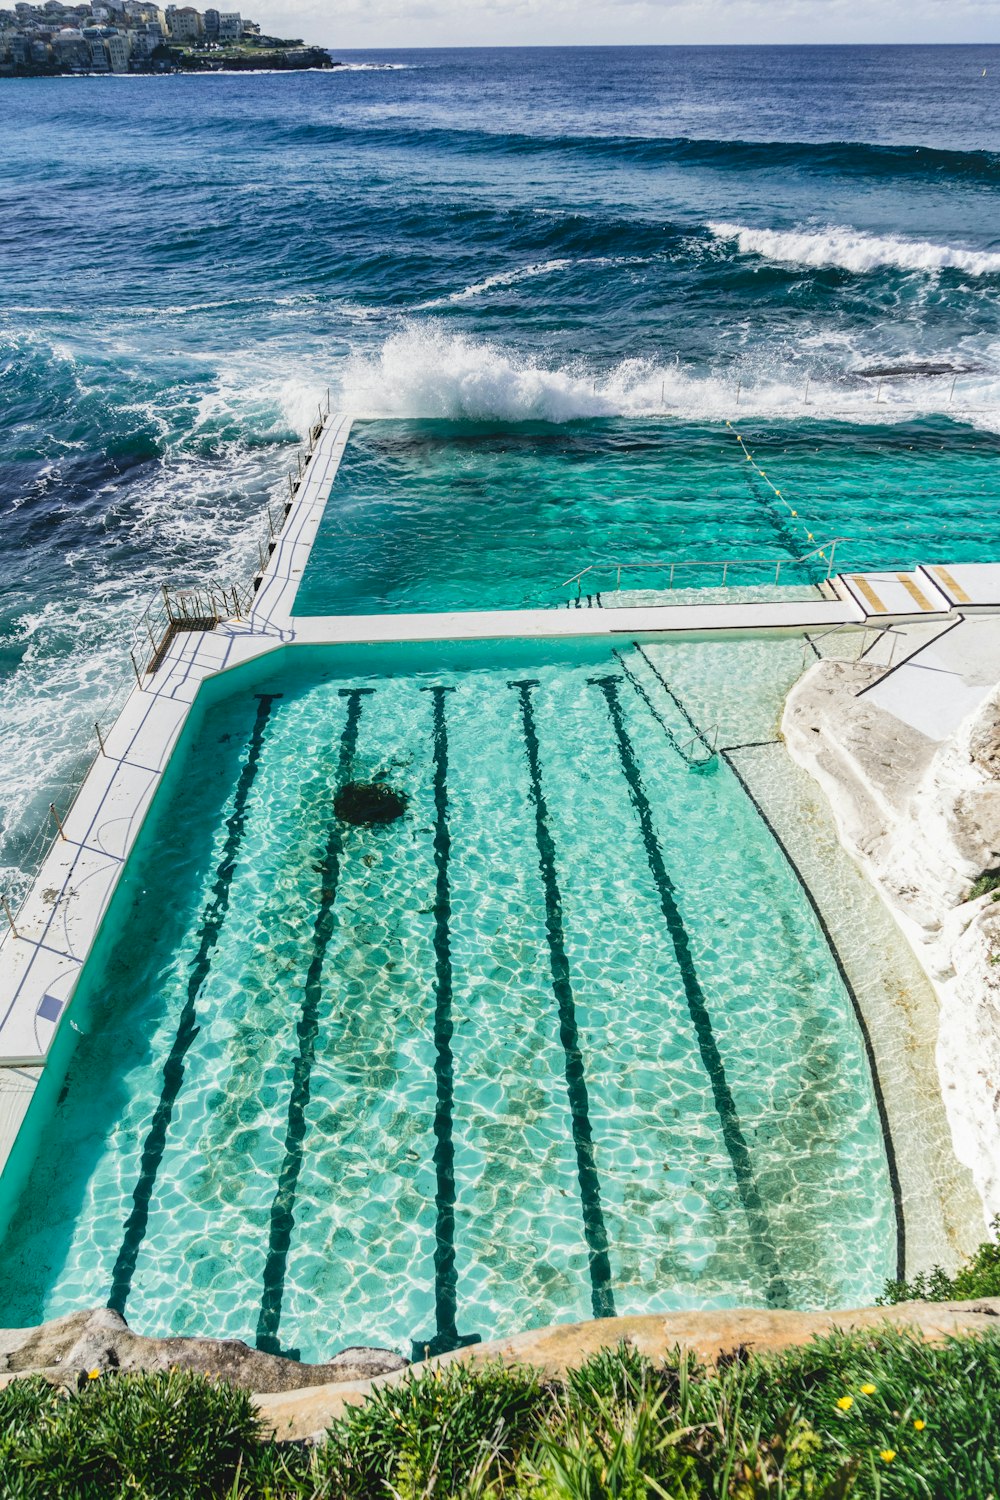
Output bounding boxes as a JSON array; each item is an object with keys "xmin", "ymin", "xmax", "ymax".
[{"xmin": 254, "ymin": 0, "xmax": 998, "ymax": 48}]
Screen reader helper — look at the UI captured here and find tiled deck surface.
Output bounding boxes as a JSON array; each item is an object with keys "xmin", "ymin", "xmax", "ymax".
[
  {"xmin": 919, "ymin": 563, "xmax": 1000, "ymax": 611},
  {"xmin": 836, "ymin": 570, "xmax": 950, "ymax": 618}
]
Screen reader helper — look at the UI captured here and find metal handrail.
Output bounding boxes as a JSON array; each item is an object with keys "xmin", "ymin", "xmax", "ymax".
[
  {"xmin": 129, "ymin": 387, "xmax": 335, "ymax": 680},
  {"xmin": 561, "ymin": 537, "xmax": 853, "ymax": 598},
  {"xmin": 802, "ymin": 618, "xmax": 912, "ymax": 672},
  {"xmin": 679, "ymin": 724, "xmax": 720, "ymax": 765}
]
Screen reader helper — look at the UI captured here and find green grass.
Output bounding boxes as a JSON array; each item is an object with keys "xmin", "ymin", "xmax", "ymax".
[
  {"xmin": 4, "ymin": 1331, "xmax": 1000, "ymax": 1497},
  {"xmin": 967, "ymin": 868, "xmax": 1000, "ymax": 902}
]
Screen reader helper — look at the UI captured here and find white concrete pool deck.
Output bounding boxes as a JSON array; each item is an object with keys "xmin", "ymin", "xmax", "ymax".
[{"xmin": 3, "ymin": 408, "xmax": 1000, "ymax": 1175}]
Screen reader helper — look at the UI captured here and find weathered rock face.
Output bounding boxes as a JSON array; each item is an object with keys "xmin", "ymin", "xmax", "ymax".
[
  {"xmin": 783, "ymin": 661, "xmax": 1000, "ymax": 1217},
  {"xmin": 0, "ymin": 1307, "xmax": 407, "ymax": 1394}
]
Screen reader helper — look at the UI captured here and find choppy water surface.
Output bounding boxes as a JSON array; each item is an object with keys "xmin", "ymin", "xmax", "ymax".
[{"xmin": 2, "ymin": 45, "xmax": 1000, "ymax": 883}]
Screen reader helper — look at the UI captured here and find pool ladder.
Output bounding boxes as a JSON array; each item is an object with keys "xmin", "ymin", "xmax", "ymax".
[{"xmin": 680, "ymin": 724, "xmax": 720, "ymax": 772}]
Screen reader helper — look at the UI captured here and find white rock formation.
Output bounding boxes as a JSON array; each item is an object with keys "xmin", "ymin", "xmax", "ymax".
[{"xmin": 783, "ymin": 659, "xmax": 1000, "ymax": 1222}]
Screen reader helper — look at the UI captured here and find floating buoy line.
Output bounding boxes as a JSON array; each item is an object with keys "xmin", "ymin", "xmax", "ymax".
[{"xmin": 725, "ymin": 419, "xmax": 829, "ymax": 563}]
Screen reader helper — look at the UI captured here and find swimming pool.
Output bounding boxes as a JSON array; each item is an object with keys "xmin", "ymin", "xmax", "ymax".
[
  {"xmin": 293, "ymin": 417, "xmax": 1000, "ymax": 616},
  {"xmin": 0, "ymin": 634, "xmax": 897, "ymax": 1360}
]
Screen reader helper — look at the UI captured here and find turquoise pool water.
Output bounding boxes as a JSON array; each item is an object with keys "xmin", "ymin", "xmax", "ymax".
[
  {"xmin": 293, "ymin": 418, "xmax": 1000, "ymax": 616},
  {"xmin": 0, "ymin": 636, "xmax": 896, "ymax": 1360}
]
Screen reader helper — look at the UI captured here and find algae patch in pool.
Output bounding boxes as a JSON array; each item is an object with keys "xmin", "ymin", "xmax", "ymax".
[{"xmin": 335, "ymin": 781, "xmax": 409, "ymax": 826}]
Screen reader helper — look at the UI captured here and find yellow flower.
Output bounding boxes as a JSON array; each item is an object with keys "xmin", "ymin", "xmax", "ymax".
[
  {"xmin": 860, "ymin": 1383, "xmax": 876, "ymax": 1395},
  {"xmin": 87, "ymin": 1369, "xmax": 100, "ymax": 1380},
  {"xmin": 914, "ymin": 1419, "xmax": 926, "ymax": 1431},
  {"xmin": 836, "ymin": 1396, "xmax": 853, "ymax": 1411},
  {"xmin": 880, "ymin": 1450, "xmax": 896, "ymax": 1464}
]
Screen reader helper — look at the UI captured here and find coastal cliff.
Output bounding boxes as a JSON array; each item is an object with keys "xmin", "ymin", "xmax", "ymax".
[{"xmin": 783, "ymin": 657, "xmax": 1000, "ymax": 1218}]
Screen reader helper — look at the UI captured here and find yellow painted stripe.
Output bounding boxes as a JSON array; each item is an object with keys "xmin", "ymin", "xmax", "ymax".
[
  {"xmin": 850, "ymin": 574, "xmax": 887, "ymax": 614},
  {"xmin": 896, "ymin": 573, "xmax": 935, "ymax": 612},
  {"xmin": 931, "ymin": 565, "xmax": 972, "ymax": 604}
]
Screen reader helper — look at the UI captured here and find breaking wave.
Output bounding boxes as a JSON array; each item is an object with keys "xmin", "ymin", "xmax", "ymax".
[
  {"xmin": 709, "ymin": 222, "xmax": 1000, "ymax": 277},
  {"xmin": 333, "ymin": 61, "xmax": 414, "ymax": 70},
  {"xmin": 339, "ymin": 326, "xmax": 1000, "ymax": 428}
]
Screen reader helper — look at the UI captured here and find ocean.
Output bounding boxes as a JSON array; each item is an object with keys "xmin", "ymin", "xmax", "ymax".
[{"xmin": 2, "ymin": 44, "xmax": 1000, "ymax": 897}]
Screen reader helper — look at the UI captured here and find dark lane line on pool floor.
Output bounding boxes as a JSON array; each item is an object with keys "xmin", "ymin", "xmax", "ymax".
[
  {"xmin": 612, "ymin": 650, "xmax": 700, "ymax": 767},
  {"xmin": 412, "ymin": 686, "xmax": 480, "ymax": 1361},
  {"xmin": 108, "ymin": 691, "xmax": 283, "ymax": 1319},
  {"xmin": 509, "ymin": 679, "xmax": 616, "ymax": 1322},
  {"xmin": 256, "ymin": 687, "xmax": 373, "ymax": 1359},
  {"xmin": 589, "ymin": 675, "xmax": 791, "ymax": 1309},
  {"xmin": 630, "ymin": 644, "xmax": 716, "ymax": 758}
]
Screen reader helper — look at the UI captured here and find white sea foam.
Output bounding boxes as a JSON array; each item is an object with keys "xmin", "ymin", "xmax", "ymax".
[
  {"xmin": 339, "ymin": 324, "xmax": 1000, "ymax": 429},
  {"xmin": 0, "ymin": 357, "xmax": 323, "ymax": 902},
  {"xmin": 709, "ymin": 221, "xmax": 1000, "ymax": 277},
  {"xmin": 416, "ymin": 255, "xmax": 652, "ymax": 310},
  {"xmin": 415, "ymin": 260, "xmax": 573, "ymax": 310}
]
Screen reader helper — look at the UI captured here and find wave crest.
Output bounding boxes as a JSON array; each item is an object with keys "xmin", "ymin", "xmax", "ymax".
[
  {"xmin": 339, "ymin": 326, "xmax": 1000, "ymax": 429},
  {"xmin": 415, "ymin": 260, "xmax": 573, "ymax": 310},
  {"xmin": 709, "ymin": 221, "xmax": 1000, "ymax": 276}
]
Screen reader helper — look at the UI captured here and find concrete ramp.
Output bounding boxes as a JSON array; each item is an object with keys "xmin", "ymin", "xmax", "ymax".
[{"xmin": 862, "ymin": 614, "xmax": 1000, "ymax": 742}]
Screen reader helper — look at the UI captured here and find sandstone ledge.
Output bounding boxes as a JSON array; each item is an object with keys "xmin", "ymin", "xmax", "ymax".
[
  {"xmin": 0, "ymin": 1307, "xmax": 405, "ymax": 1395},
  {"xmin": 255, "ymin": 1301, "xmax": 1000, "ymax": 1443}
]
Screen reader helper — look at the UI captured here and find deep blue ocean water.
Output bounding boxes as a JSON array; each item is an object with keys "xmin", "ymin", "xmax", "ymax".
[{"xmin": 2, "ymin": 45, "xmax": 1000, "ymax": 890}]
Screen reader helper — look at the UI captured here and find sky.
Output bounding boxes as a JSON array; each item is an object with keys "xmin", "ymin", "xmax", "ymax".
[{"xmin": 253, "ymin": 0, "xmax": 999, "ymax": 51}]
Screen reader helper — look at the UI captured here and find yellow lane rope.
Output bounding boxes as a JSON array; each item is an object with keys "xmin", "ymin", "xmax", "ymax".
[{"xmin": 724, "ymin": 419, "xmax": 828, "ymax": 562}]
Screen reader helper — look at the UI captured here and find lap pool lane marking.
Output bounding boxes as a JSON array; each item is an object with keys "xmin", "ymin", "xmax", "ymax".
[
  {"xmin": 509, "ymin": 680, "xmax": 616, "ymax": 1322},
  {"xmin": 108, "ymin": 692, "xmax": 283, "ymax": 1318},
  {"xmin": 412, "ymin": 686, "xmax": 480, "ymax": 1361},
  {"xmin": 256, "ymin": 687, "xmax": 373, "ymax": 1359},
  {"xmin": 589, "ymin": 675, "xmax": 791, "ymax": 1310}
]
